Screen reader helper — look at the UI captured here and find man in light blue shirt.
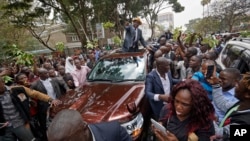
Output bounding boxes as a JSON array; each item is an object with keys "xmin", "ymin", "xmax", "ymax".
[{"xmin": 211, "ymin": 68, "xmax": 241, "ymax": 123}]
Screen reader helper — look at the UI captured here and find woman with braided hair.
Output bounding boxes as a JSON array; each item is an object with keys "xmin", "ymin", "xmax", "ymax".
[{"xmin": 209, "ymin": 72, "xmax": 250, "ymax": 140}]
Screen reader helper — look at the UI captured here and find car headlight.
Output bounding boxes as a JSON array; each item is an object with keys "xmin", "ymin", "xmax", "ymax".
[{"xmin": 121, "ymin": 113, "xmax": 144, "ymax": 140}]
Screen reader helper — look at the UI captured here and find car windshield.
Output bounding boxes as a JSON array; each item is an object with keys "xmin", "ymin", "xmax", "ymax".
[{"xmin": 88, "ymin": 56, "xmax": 145, "ymax": 81}]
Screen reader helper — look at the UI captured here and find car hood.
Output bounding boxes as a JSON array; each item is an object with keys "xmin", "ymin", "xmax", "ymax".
[{"xmin": 50, "ymin": 82, "xmax": 145, "ymax": 123}]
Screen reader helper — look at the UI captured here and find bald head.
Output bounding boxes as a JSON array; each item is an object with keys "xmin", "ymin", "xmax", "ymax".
[
  {"xmin": 38, "ymin": 68, "xmax": 49, "ymax": 80},
  {"xmin": 154, "ymin": 49, "xmax": 163, "ymax": 59},
  {"xmin": 47, "ymin": 109, "xmax": 89, "ymax": 141},
  {"xmin": 155, "ymin": 57, "xmax": 170, "ymax": 74},
  {"xmin": 38, "ymin": 68, "xmax": 47, "ymax": 75},
  {"xmin": 159, "ymin": 45, "xmax": 171, "ymax": 54}
]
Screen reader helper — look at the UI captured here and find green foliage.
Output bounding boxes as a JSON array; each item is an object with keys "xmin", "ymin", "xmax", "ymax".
[
  {"xmin": 173, "ymin": 27, "xmax": 183, "ymax": 41},
  {"xmin": 170, "ymin": 1, "xmax": 185, "ymax": 12},
  {"xmin": 3, "ymin": 1, "xmax": 50, "ymax": 27},
  {"xmin": 112, "ymin": 36, "xmax": 122, "ymax": 46},
  {"xmin": 4, "ymin": 44, "xmax": 34, "ymax": 66},
  {"xmin": 86, "ymin": 38, "xmax": 99, "ymax": 49},
  {"xmin": 209, "ymin": 0, "xmax": 250, "ymax": 32},
  {"xmin": 103, "ymin": 22, "xmax": 115, "ymax": 29},
  {"xmin": 201, "ymin": 36, "xmax": 219, "ymax": 48},
  {"xmin": 183, "ymin": 32, "xmax": 198, "ymax": 45},
  {"xmin": 55, "ymin": 42, "xmax": 65, "ymax": 52},
  {"xmin": 2, "ymin": 76, "xmax": 13, "ymax": 83},
  {"xmin": 240, "ymin": 31, "xmax": 250, "ymax": 38},
  {"xmin": 185, "ymin": 17, "xmax": 220, "ymax": 36}
]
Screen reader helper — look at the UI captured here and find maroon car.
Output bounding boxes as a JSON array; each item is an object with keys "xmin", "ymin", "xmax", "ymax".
[{"xmin": 50, "ymin": 49, "xmax": 152, "ymax": 140}]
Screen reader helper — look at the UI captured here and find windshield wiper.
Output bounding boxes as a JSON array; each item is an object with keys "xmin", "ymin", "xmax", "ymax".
[
  {"xmin": 111, "ymin": 79, "xmax": 144, "ymax": 82},
  {"xmin": 88, "ymin": 79, "xmax": 113, "ymax": 82}
]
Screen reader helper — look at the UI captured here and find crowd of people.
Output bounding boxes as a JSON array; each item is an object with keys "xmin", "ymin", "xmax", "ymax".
[
  {"xmin": 0, "ymin": 16, "xmax": 248, "ymax": 141},
  {"xmin": 127, "ymin": 18, "xmax": 248, "ymax": 141},
  {"xmin": 0, "ymin": 53, "xmax": 98, "ymax": 141}
]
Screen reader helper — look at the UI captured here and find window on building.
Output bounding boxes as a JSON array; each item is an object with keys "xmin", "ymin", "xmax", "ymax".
[{"xmin": 71, "ymin": 36, "xmax": 79, "ymax": 42}]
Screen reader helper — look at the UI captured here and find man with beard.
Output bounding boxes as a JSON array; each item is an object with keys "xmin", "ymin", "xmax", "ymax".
[{"xmin": 209, "ymin": 72, "xmax": 250, "ymax": 140}]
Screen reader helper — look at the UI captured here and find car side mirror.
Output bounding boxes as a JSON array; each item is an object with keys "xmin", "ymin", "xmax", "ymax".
[{"xmin": 127, "ymin": 102, "xmax": 139, "ymax": 114}]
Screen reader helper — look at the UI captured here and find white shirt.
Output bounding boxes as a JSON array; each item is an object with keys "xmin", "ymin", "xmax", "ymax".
[
  {"xmin": 40, "ymin": 78, "xmax": 56, "ymax": 99},
  {"xmin": 154, "ymin": 70, "xmax": 170, "ymax": 101},
  {"xmin": 134, "ymin": 28, "xmax": 138, "ymax": 42}
]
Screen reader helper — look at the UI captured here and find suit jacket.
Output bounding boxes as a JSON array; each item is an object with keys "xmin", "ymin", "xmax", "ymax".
[
  {"xmin": 122, "ymin": 25, "xmax": 147, "ymax": 52},
  {"xmin": 145, "ymin": 70, "xmax": 176, "ymax": 119},
  {"xmin": 89, "ymin": 121, "xmax": 132, "ymax": 141},
  {"xmin": 30, "ymin": 78, "xmax": 69, "ymax": 113}
]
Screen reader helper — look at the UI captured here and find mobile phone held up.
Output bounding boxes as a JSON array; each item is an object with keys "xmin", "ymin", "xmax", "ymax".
[
  {"xmin": 206, "ymin": 65, "xmax": 214, "ymax": 79},
  {"xmin": 151, "ymin": 118, "xmax": 167, "ymax": 134}
]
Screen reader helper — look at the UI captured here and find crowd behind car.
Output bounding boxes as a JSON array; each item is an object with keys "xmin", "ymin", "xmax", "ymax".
[{"xmin": 0, "ymin": 29, "xmax": 249, "ymax": 141}]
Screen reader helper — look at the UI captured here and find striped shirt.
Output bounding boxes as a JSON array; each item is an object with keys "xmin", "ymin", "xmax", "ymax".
[{"xmin": 0, "ymin": 87, "xmax": 24, "ymax": 128}]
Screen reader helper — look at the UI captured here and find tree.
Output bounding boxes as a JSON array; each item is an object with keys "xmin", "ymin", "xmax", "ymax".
[
  {"xmin": 142, "ymin": 0, "xmax": 184, "ymax": 38},
  {"xmin": 194, "ymin": 16, "xmax": 220, "ymax": 35},
  {"xmin": 185, "ymin": 18, "xmax": 201, "ymax": 33},
  {"xmin": 3, "ymin": 0, "xmax": 184, "ymax": 53},
  {"xmin": 185, "ymin": 17, "xmax": 220, "ymax": 36},
  {"xmin": 2, "ymin": 0, "xmax": 56, "ymax": 51},
  {"xmin": 209, "ymin": 0, "xmax": 250, "ymax": 32},
  {"xmin": 201, "ymin": 0, "xmax": 211, "ymax": 17},
  {"xmin": 0, "ymin": 0, "xmax": 42, "ymax": 59}
]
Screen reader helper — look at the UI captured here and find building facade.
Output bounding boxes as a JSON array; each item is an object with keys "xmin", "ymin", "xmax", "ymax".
[{"xmin": 157, "ymin": 12, "xmax": 174, "ymax": 31}]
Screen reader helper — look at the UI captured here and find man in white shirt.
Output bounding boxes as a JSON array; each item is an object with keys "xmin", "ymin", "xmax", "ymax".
[
  {"xmin": 145, "ymin": 57, "xmax": 176, "ymax": 120},
  {"xmin": 30, "ymin": 68, "xmax": 69, "ymax": 141}
]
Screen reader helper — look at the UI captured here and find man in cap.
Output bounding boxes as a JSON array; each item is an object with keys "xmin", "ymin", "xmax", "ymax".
[{"xmin": 122, "ymin": 17, "xmax": 151, "ymax": 52}]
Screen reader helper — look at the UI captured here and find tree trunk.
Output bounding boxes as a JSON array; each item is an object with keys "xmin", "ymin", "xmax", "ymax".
[{"xmin": 150, "ymin": 26, "xmax": 155, "ymax": 39}]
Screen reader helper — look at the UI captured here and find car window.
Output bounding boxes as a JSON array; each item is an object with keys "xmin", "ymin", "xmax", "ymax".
[
  {"xmin": 239, "ymin": 49, "xmax": 250, "ymax": 74},
  {"xmin": 221, "ymin": 45, "xmax": 244, "ymax": 68},
  {"xmin": 88, "ymin": 56, "xmax": 145, "ymax": 81}
]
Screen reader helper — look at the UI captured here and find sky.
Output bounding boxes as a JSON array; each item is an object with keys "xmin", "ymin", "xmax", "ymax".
[{"xmin": 162, "ymin": 0, "xmax": 204, "ymax": 29}]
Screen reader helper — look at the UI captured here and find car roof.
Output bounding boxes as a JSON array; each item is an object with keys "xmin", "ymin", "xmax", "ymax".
[{"xmin": 227, "ymin": 38, "xmax": 250, "ymax": 49}]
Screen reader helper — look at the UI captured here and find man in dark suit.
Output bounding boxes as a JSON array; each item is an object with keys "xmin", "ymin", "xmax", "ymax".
[
  {"xmin": 30, "ymin": 68, "xmax": 70, "ymax": 141},
  {"xmin": 122, "ymin": 17, "xmax": 151, "ymax": 52},
  {"xmin": 47, "ymin": 109, "xmax": 132, "ymax": 141},
  {"xmin": 145, "ymin": 57, "xmax": 178, "ymax": 120}
]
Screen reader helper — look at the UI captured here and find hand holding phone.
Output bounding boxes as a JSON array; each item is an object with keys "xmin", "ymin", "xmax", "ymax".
[
  {"xmin": 206, "ymin": 65, "xmax": 214, "ymax": 79},
  {"xmin": 151, "ymin": 118, "xmax": 166, "ymax": 134}
]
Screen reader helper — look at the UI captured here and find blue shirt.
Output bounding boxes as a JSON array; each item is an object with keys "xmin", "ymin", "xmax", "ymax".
[
  {"xmin": 192, "ymin": 71, "xmax": 213, "ymax": 100},
  {"xmin": 212, "ymin": 88, "xmax": 238, "ymax": 123}
]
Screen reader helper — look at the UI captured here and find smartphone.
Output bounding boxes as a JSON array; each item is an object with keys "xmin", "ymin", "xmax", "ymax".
[
  {"xmin": 206, "ymin": 65, "xmax": 214, "ymax": 79},
  {"xmin": 151, "ymin": 118, "xmax": 167, "ymax": 134}
]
